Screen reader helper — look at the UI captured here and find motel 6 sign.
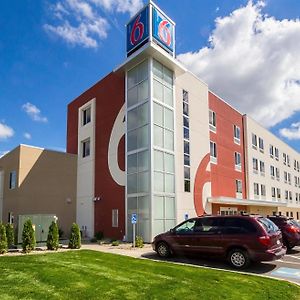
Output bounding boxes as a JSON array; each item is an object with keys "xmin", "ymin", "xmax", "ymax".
[{"xmin": 126, "ymin": 3, "xmax": 175, "ymax": 56}]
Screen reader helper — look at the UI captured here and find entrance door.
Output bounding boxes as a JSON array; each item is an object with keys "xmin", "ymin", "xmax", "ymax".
[{"xmin": 220, "ymin": 207, "xmax": 237, "ymax": 216}]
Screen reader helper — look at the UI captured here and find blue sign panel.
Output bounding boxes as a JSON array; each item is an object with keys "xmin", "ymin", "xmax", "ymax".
[
  {"xmin": 127, "ymin": 6, "xmax": 149, "ymax": 54},
  {"xmin": 131, "ymin": 213, "xmax": 137, "ymax": 224},
  {"xmin": 152, "ymin": 7, "xmax": 174, "ymax": 53}
]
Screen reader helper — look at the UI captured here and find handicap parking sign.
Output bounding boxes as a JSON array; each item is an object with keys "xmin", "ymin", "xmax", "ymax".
[{"xmin": 131, "ymin": 213, "xmax": 137, "ymax": 224}]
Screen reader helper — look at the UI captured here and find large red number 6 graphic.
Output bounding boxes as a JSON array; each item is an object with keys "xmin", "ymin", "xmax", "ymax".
[
  {"xmin": 130, "ymin": 15, "xmax": 144, "ymax": 45},
  {"xmin": 158, "ymin": 20, "xmax": 171, "ymax": 47}
]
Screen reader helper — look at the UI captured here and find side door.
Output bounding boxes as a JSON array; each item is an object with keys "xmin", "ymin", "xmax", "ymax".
[
  {"xmin": 221, "ymin": 217, "xmax": 258, "ymax": 253},
  {"xmin": 171, "ymin": 219, "xmax": 197, "ymax": 254},
  {"xmin": 191, "ymin": 217, "xmax": 224, "ymax": 255}
]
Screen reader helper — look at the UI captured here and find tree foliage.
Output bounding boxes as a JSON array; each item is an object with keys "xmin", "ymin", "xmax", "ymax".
[
  {"xmin": 22, "ymin": 219, "xmax": 36, "ymax": 253},
  {"xmin": 47, "ymin": 221, "xmax": 59, "ymax": 250},
  {"xmin": 0, "ymin": 223, "xmax": 8, "ymax": 254},
  {"xmin": 69, "ymin": 223, "xmax": 81, "ymax": 249}
]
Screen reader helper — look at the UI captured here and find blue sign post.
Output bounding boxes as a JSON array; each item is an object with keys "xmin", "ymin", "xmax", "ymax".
[{"xmin": 131, "ymin": 213, "xmax": 137, "ymax": 247}]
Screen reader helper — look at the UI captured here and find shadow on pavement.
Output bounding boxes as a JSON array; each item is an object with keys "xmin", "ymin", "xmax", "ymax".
[
  {"xmin": 287, "ymin": 248, "xmax": 300, "ymax": 255},
  {"xmin": 142, "ymin": 252, "xmax": 277, "ymax": 274}
]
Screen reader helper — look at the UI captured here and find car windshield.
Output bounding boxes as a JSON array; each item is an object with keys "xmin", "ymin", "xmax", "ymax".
[
  {"xmin": 288, "ymin": 219, "xmax": 300, "ymax": 228},
  {"xmin": 257, "ymin": 217, "xmax": 279, "ymax": 233}
]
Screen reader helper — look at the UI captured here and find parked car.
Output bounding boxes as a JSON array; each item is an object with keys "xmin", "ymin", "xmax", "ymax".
[
  {"xmin": 267, "ymin": 216, "xmax": 300, "ymax": 250},
  {"xmin": 152, "ymin": 215, "xmax": 286, "ymax": 269}
]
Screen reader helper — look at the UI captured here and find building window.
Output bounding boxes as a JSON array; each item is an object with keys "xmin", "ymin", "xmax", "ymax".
[
  {"xmin": 285, "ymin": 190, "xmax": 289, "ymax": 201},
  {"xmin": 9, "ymin": 171, "xmax": 16, "ymax": 189},
  {"xmin": 288, "ymin": 173, "xmax": 291, "ymax": 185},
  {"xmin": 234, "ymin": 152, "xmax": 241, "ymax": 171},
  {"xmin": 253, "ymin": 158, "xmax": 258, "ymax": 173},
  {"xmin": 289, "ymin": 191, "xmax": 292, "ymax": 202},
  {"xmin": 258, "ymin": 138, "xmax": 264, "ymax": 152},
  {"xmin": 210, "ymin": 141, "xmax": 217, "ymax": 163},
  {"xmin": 209, "ymin": 110, "xmax": 216, "ymax": 132},
  {"xmin": 261, "ymin": 184, "xmax": 266, "ymax": 197},
  {"xmin": 269, "ymin": 145, "xmax": 274, "ymax": 157},
  {"xmin": 82, "ymin": 106, "xmax": 91, "ymax": 126},
  {"xmin": 252, "ymin": 133, "xmax": 257, "ymax": 149},
  {"xmin": 271, "ymin": 187, "xmax": 276, "ymax": 199},
  {"xmin": 283, "ymin": 153, "xmax": 287, "ymax": 165},
  {"xmin": 234, "ymin": 125, "xmax": 240, "ymax": 144},
  {"xmin": 82, "ymin": 139, "xmax": 90, "ymax": 158},
  {"xmin": 284, "ymin": 171, "xmax": 288, "ymax": 183},
  {"xmin": 260, "ymin": 161, "xmax": 265, "ymax": 175},
  {"xmin": 112, "ymin": 209, "xmax": 118, "ymax": 227},
  {"xmin": 276, "ymin": 168, "xmax": 280, "ymax": 181},
  {"xmin": 270, "ymin": 165, "xmax": 275, "ymax": 178},
  {"xmin": 275, "ymin": 147, "xmax": 279, "ymax": 160},
  {"xmin": 277, "ymin": 188, "xmax": 281, "ymax": 200},
  {"xmin": 254, "ymin": 183, "xmax": 259, "ymax": 196},
  {"xmin": 287, "ymin": 155, "xmax": 290, "ymax": 167},
  {"xmin": 183, "ymin": 90, "xmax": 190, "ymax": 192},
  {"xmin": 236, "ymin": 180, "xmax": 242, "ymax": 193}
]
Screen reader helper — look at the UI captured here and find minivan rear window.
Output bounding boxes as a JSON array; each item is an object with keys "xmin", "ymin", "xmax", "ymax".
[{"xmin": 257, "ymin": 217, "xmax": 279, "ymax": 233}]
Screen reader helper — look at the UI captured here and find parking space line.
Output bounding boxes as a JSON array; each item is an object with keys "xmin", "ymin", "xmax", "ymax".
[
  {"xmin": 277, "ymin": 260, "xmax": 300, "ymax": 266},
  {"xmin": 285, "ymin": 255, "xmax": 300, "ymax": 260}
]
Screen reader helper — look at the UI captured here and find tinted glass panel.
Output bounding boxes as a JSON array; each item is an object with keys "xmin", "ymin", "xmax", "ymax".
[{"xmin": 222, "ymin": 218, "xmax": 257, "ymax": 234}]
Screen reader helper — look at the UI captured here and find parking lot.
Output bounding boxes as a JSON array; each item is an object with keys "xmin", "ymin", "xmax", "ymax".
[{"xmin": 142, "ymin": 246, "xmax": 300, "ymax": 285}]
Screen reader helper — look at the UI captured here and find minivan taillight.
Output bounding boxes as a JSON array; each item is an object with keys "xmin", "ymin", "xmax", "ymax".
[
  {"xmin": 287, "ymin": 225, "xmax": 300, "ymax": 233},
  {"xmin": 258, "ymin": 235, "xmax": 271, "ymax": 247}
]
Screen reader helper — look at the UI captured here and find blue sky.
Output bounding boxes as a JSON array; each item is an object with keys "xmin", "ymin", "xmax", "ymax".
[{"xmin": 0, "ymin": 0, "xmax": 300, "ymax": 156}]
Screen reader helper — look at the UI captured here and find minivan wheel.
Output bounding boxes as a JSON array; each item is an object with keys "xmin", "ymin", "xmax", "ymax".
[
  {"xmin": 228, "ymin": 249, "xmax": 250, "ymax": 269},
  {"xmin": 156, "ymin": 242, "xmax": 171, "ymax": 258}
]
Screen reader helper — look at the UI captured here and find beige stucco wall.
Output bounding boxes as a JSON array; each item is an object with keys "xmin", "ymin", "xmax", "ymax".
[
  {"xmin": 244, "ymin": 115, "xmax": 300, "ymax": 209},
  {"xmin": 0, "ymin": 145, "xmax": 77, "ymax": 237},
  {"xmin": 248, "ymin": 205, "xmax": 278, "ymax": 216},
  {"xmin": 175, "ymin": 71, "xmax": 210, "ymax": 222}
]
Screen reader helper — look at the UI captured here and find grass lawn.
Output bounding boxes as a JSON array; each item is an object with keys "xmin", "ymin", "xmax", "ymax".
[{"xmin": 0, "ymin": 250, "xmax": 299, "ymax": 300}]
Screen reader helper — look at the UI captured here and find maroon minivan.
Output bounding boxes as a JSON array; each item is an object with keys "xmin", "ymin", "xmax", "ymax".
[{"xmin": 152, "ymin": 215, "xmax": 286, "ymax": 268}]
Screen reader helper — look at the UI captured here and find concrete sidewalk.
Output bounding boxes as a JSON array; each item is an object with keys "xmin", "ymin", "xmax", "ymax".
[{"xmin": 81, "ymin": 243, "xmax": 154, "ymax": 258}]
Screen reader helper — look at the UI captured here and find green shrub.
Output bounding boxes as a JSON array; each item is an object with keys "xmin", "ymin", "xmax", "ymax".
[
  {"xmin": 69, "ymin": 223, "xmax": 81, "ymax": 249},
  {"xmin": 22, "ymin": 219, "xmax": 36, "ymax": 253},
  {"xmin": 47, "ymin": 221, "xmax": 59, "ymax": 250},
  {"xmin": 0, "ymin": 223, "xmax": 8, "ymax": 254},
  {"xmin": 135, "ymin": 236, "xmax": 144, "ymax": 248},
  {"xmin": 5, "ymin": 223, "xmax": 14, "ymax": 249},
  {"xmin": 95, "ymin": 231, "xmax": 103, "ymax": 240},
  {"xmin": 58, "ymin": 228, "xmax": 64, "ymax": 239},
  {"xmin": 111, "ymin": 240, "xmax": 119, "ymax": 246}
]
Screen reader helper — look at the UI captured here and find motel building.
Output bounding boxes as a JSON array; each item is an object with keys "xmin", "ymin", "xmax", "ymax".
[{"xmin": 66, "ymin": 2, "xmax": 300, "ymax": 242}]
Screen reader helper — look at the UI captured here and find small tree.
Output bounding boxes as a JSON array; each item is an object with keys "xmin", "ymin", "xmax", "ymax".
[
  {"xmin": 47, "ymin": 221, "xmax": 59, "ymax": 250},
  {"xmin": 0, "ymin": 223, "xmax": 8, "ymax": 254},
  {"xmin": 5, "ymin": 223, "xmax": 14, "ymax": 249},
  {"xmin": 22, "ymin": 219, "xmax": 36, "ymax": 253},
  {"xmin": 69, "ymin": 223, "xmax": 81, "ymax": 249}
]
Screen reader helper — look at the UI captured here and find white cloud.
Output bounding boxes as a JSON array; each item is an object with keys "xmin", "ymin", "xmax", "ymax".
[
  {"xmin": 45, "ymin": 0, "xmax": 143, "ymax": 48},
  {"xmin": 91, "ymin": 0, "xmax": 143, "ymax": 17},
  {"xmin": 280, "ymin": 122, "xmax": 300, "ymax": 140},
  {"xmin": 22, "ymin": 102, "xmax": 48, "ymax": 123},
  {"xmin": 0, "ymin": 122, "xmax": 14, "ymax": 140},
  {"xmin": 178, "ymin": 1, "xmax": 300, "ymax": 128},
  {"xmin": 24, "ymin": 132, "xmax": 32, "ymax": 140}
]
